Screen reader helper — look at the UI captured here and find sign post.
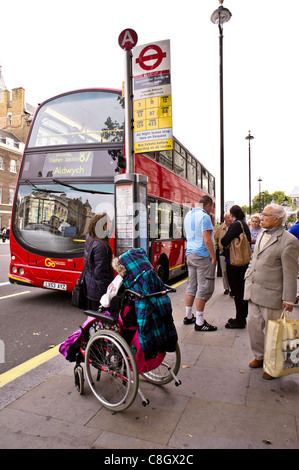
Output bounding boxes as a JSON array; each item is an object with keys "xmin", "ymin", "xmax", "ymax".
[
  {"xmin": 116, "ymin": 29, "xmax": 148, "ymax": 256},
  {"xmin": 118, "ymin": 29, "xmax": 138, "ymax": 173}
]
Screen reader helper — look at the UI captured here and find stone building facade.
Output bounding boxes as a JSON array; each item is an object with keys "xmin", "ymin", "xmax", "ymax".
[{"xmin": 0, "ymin": 67, "xmax": 35, "ymax": 231}]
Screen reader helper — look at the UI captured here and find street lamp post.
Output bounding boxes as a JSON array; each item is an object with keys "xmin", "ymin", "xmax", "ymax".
[
  {"xmin": 211, "ymin": 0, "xmax": 232, "ymax": 223},
  {"xmin": 258, "ymin": 176, "xmax": 262, "ymax": 212},
  {"xmin": 245, "ymin": 131, "xmax": 254, "ymax": 216}
]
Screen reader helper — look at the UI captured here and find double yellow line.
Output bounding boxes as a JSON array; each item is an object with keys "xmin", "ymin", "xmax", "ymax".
[{"xmin": 0, "ymin": 345, "xmax": 61, "ymax": 388}]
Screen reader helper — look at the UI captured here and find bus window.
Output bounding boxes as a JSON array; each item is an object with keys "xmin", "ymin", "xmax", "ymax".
[
  {"xmin": 13, "ymin": 182, "xmax": 114, "ymax": 256},
  {"xmin": 144, "ymin": 152, "xmax": 156, "ymax": 160},
  {"xmin": 174, "ymin": 143, "xmax": 186, "ymax": 178},
  {"xmin": 187, "ymin": 154, "xmax": 197, "ymax": 185},
  {"xmin": 158, "ymin": 202, "xmax": 171, "ymax": 239},
  {"xmin": 172, "ymin": 204, "xmax": 183, "ymax": 239},
  {"xmin": 209, "ymin": 174, "xmax": 215, "ymax": 196},
  {"xmin": 182, "ymin": 205, "xmax": 191, "ymax": 238},
  {"xmin": 197, "ymin": 162, "xmax": 202, "ymax": 188},
  {"xmin": 157, "ymin": 150, "xmax": 173, "ymax": 171},
  {"xmin": 28, "ymin": 91, "xmax": 124, "ymax": 148},
  {"xmin": 149, "ymin": 200, "xmax": 159, "ymax": 239},
  {"xmin": 202, "ymin": 168, "xmax": 209, "ymax": 193}
]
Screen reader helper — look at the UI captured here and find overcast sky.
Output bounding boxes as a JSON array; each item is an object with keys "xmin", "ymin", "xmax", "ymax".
[{"xmin": 1, "ymin": 0, "xmax": 298, "ymax": 219}]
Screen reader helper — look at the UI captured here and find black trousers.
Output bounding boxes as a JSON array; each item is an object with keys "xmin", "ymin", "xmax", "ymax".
[{"xmin": 226, "ymin": 263, "xmax": 248, "ymax": 324}]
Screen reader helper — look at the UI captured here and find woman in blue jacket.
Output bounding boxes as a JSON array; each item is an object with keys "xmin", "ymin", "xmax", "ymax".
[{"xmin": 84, "ymin": 213, "xmax": 114, "ymax": 310}]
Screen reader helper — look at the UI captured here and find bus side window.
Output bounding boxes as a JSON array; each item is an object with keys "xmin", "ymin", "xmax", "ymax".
[
  {"xmin": 172, "ymin": 204, "xmax": 183, "ymax": 239},
  {"xmin": 158, "ymin": 202, "xmax": 171, "ymax": 239},
  {"xmin": 182, "ymin": 205, "xmax": 191, "ymax": 238},
  {"xmin": 148, "ymin": 201, "xmax": 158, "ymax": 239}
]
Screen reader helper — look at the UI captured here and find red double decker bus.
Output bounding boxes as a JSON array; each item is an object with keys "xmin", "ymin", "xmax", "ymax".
[{"xmin": 9, "ymin": 88, "xmax": 215, "ymax": 291}]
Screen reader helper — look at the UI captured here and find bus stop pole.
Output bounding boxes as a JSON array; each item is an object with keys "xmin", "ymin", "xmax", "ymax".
[{"xmin": 124, "ymin": 49, "xmax": 134, "ymax": 174}]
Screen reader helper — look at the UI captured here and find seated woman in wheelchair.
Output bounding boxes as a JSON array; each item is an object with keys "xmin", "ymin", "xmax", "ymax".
[{"xmin": 99, "ymin": 248, "xmax": 178, "ymax": 362}]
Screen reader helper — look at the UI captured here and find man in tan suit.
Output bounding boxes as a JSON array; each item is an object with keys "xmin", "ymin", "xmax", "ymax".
[{"xmin": 244, "ymin": 203, "xmax": 299, "ymax": 379}]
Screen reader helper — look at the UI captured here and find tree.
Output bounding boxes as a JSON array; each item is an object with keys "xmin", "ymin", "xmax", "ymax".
[{"xmin": 243, "ymin": 190, "xmax": 296, "ymax": 223}]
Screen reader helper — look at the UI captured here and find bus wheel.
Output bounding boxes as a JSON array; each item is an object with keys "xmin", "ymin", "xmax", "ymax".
[{"xmin": 156, "ymin": 259, "xmax": 168, "ymax": 283}]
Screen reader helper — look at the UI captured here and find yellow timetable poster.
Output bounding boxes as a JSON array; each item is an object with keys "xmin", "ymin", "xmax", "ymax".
[{"xmin": 134, "ymin": 95, "xmax": 173, "ymax": 153}]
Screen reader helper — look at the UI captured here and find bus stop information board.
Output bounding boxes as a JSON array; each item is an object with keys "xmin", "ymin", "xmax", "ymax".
[{"xmin": 133, "ymin": 40, "xmax": 173, "ymax": 154}]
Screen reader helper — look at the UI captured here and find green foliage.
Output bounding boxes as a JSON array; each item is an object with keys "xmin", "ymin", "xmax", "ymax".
[{"xmin": 243, "ymin": 190, "xmax": 296, "ymax": 223}]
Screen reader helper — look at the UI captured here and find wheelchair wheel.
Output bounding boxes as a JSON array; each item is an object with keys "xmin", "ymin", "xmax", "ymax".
[
  {"xmin": 141, "ymin": 343, "xmax": 181, "ymax": 385},
  {"xmin": 85, "ymin": 330, "xmax": 139, "ymax": 412},
  {"xmin": 74, "ymin": 365, "xmax": 84, "ymax": 395}
]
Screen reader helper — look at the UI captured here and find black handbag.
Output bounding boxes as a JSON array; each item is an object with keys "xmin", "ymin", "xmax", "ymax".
[{"xmin": 71, "ymin": 242, "xmax": 94, "ymax": 308}]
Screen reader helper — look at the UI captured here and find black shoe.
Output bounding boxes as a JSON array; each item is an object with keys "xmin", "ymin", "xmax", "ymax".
[
  {"xmin": 183, "ymin": 314, "xmax": 196, "ymax": 325},
  {"xmin": 228, "ymin": 317, "xmax": 247, "ymax": 326},
  {"xmin": 225, "ymin": 319, "xmax": 246, "ymax": 329},
  {"xmin": 194, "ymin": 320, "xmax": 217, "ymax": 332},
  {"xmin": 224, "ymin": 289, "xmax": 229, "ymax": 295}
]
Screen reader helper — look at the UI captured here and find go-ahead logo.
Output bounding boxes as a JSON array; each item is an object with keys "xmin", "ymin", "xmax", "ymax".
[{"xmin": 45, "ymin": 258, "xmax": 56, "ymax": 268}]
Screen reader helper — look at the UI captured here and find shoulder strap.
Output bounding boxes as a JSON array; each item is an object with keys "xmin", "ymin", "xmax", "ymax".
[{"xmin": 238, "ymin": 220, "xmax": 245, "ymax": 233}]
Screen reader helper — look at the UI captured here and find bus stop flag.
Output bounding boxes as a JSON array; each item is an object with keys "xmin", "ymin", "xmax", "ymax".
[{"xmin": 132, "ymin": 40, "xmax": 173, "ymax": 154}]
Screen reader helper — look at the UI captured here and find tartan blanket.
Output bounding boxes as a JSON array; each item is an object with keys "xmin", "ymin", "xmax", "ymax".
[{"xmin": 119, "ymin": 248, "xmax": 178, "ymax": 361}]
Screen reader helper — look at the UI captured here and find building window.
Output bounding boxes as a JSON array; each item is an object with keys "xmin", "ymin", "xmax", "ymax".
[
  {"xmin": 0, "ymin": 187, "xmax": 2, "ymax": 204},
  {"xmin": 10, "ymin": 159, "xmax": 17, "ymax": 173},
  {"xmin": 0, "ymin": 156, "xmax": 3, "ymax": 170},
  {"xmin": 9, "ymin": 188, "xmax": 15, "ymax": 205}
]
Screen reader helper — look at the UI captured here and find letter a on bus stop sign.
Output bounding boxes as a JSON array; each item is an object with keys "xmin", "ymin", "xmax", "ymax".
[{"xmin": 118, "ymin": 29, "xmax": 138, "ymax": 50}]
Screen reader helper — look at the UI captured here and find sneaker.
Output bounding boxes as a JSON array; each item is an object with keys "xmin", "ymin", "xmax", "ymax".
[
  {"xmin": 183, "ymin": 314, "xmax": 196, "ymax": 325},
  {"xmin": 194, "ymin": 320, "xmax": 217, "ymax": 332}
]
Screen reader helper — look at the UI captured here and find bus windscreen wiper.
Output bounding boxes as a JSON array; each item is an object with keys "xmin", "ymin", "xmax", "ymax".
[
  {"xmin": 24, "ymin": 180, "xmax": 62, "ymax": 193},
  {"xmin": 52, "ymin": 178, "xmax": 112, "ymax": 195}
]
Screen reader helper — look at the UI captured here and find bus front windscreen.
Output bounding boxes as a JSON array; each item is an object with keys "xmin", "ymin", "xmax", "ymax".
[{"xmin": 13, "ymin": 182, "xmax": 114, "ymax": 256}]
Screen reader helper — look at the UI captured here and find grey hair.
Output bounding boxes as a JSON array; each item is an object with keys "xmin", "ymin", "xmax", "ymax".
[{"xmin": 264, "ymin": 204, "xmax": 287, "ymax": 225}]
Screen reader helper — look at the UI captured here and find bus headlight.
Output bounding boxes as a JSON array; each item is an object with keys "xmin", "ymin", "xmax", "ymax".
[
  {"xmin": 18, "ymin": 268, "xmax": 24, "ymax": 275},
  {"xmin": 12, "ymin": 266, "xmax": 17, "ymax": 273}
]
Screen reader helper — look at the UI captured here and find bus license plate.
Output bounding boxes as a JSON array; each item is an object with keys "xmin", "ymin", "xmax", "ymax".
[{"xmin": 43, "ymin": 281, "xmax": 67, "ymax": 291}]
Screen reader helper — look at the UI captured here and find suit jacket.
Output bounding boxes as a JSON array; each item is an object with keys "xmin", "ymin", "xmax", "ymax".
[
  {"xmin": 244, "ymin": 226, "xmax": 299, "ymax": 309},
  {"xmin": 214, "ymin": 222, "xmax": 227, "ymax": 252}
]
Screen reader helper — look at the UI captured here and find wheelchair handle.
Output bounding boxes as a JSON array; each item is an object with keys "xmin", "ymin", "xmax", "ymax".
[{"xmin": 124, "ymin": 285, "xmax": 176, "ymax": 299}]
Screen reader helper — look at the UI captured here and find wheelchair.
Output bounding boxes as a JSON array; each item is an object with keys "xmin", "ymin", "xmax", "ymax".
[{"xmin": 73, "ymin": 287, "xmax": 181, "ymax": 412}]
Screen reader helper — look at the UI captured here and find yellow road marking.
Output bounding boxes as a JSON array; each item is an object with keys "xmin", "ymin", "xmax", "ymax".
[
  {"xmin": 171, "ymin": 277, "xmax": 187, "ymax": 288},
  {"xmin": 0, "ymin": 291, "xmax": 31, "ymax": 300},
  {"xmin": 0, "ymin": 344, "xmax": 61, "ymax": 388}
]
